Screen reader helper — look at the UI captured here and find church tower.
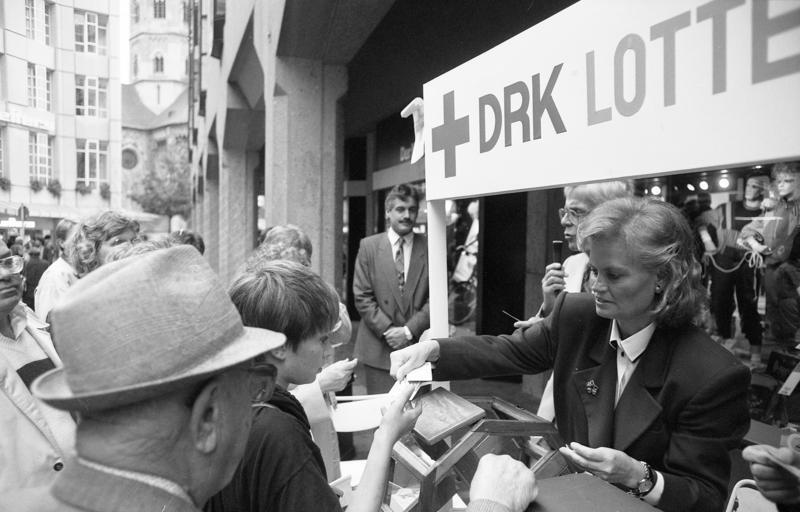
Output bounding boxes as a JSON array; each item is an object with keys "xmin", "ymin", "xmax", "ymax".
[{"xmin": 129, "ymin": 0, "xmax": 189, "ymax": 114}]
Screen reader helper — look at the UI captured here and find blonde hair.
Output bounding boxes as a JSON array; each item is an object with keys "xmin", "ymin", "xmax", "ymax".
[
  {"xmin": 564, "ymin": 180, "xmax": 633, "ymax": 210},
  {"xmin": 578, "ymin": 197, "xmax": 706, "ymax": 328}
]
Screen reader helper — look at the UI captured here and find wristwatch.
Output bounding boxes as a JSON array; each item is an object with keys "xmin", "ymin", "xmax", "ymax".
[{"xmin": 629, "ymin": 461, "xmax": 657, "ymax": 498}]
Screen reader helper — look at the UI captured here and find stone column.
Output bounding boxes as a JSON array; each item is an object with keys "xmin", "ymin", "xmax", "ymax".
[{"xmin": 265, "ymin": 58, "xmax": 347, "ymax": 290}]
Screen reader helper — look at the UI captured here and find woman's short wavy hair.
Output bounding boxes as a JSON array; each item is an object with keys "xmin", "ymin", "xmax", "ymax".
[
  {"xmin": 564, "ymin": 180, "xmax": 633, "ymax": 210},
  {"xmin": 66, "ymin": 210, "xmax": 140, "ymax": 276},
  {"xmin": 577, "ymin": 197, "xmax": 706, "ymax": 328},
  {"xmin": 247, "ymin": 224, "xmax": 312, "ymax": 270}
]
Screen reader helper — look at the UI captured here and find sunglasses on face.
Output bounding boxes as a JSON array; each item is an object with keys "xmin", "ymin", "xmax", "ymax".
[{"xmin": 0, "ymin": 255, "xmax": 24, "ymax": 275}]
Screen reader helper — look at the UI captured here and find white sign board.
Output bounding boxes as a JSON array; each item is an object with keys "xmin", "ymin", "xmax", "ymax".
[
  {"xmin": 0, "ymin": 220, "xmax": 35, "ymax": 228},
  {"xmin": 423, "ymin": 0, "xmax": 800, "ymax": 200}
]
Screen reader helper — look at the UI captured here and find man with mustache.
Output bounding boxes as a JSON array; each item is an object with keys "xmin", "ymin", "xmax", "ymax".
[{"xmin": 353, "ymin": 183, "xmax": 430, "ymax": 393}]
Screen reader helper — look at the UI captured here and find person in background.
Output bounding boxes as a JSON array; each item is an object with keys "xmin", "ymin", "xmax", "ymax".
[
  {"xmin": 35, "ymin": 219, "xmax": 78, "ymax": 323},
  {"xmin": 741, "ymin": 162, "xmax": 800, "ymax": 346},
  {"xmin": 65, "ymin": 210, "xmax": 140, "ymax": 278},
  {"xmin": 206, "ymin": 259, "xmax": 421, "ymax": 512},
  {"xmin": 247, "ymin": 223, "xmax": 356, "ymax": 465},
  {"xmin": 0, "ymin": 240, "xmax": 75, "ymax": 491},
  {"xmin": 169, "ymin": 229, "xmax": 206, "ymax": 255},
  {"xmin": 22, "ymin": 243, "xmax": 49, "ymax": 310},
  {"xmin": 392, "ymin": 197, "xmax": 750, "ymax": 512},
  {"xmin": 699, "ymin": 174, "xmax": 769, "ymax": 367},
  {"xmin": 42, "ymin": 234, "xmax": 56, "ymax": 263},
  {"xmin": 2, "ymin": 246, "xmax": 284, "ymax": 511},
  {"xmin": 773, "ymin": 233, "xmax": 800, "ymax": 347},
  {"xmin": 516, "ymin": 180, "xmax": 632, "ymax": 421},
  {"xmin": 353, "ymin": 183, "xmax": 430, "ymax": 393}
]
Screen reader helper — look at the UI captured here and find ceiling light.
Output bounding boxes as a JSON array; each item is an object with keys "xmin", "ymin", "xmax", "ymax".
[
  {"xmin": 719, "ymin": 177, "xmax": 730, "ymax": 188},
  {"xmin": 651, "ymin": 185, "xmax": 662, "ymax": 196},
  {"xmin": 686, "ymin": 184, "xmax": 695, "ymax": 191},
  {"xmin": 699, "ymin": 180, "xmax": 709, "ymax": 190}
]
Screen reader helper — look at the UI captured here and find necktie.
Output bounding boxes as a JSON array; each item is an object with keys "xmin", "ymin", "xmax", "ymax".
[{"xmin": 395, "ymin": 238, "xmax": 405, "ymax": 291}]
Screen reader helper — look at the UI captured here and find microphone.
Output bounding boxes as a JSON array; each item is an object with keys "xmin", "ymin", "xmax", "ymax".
[{"xmin": 551, "ymin": 240, "xmax": 564, "ymax": 264}]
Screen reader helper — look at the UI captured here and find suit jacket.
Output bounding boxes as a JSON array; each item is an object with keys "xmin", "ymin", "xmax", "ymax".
[
  {"xmin": 353, "ymin": 232, "xmax": 430, "ymax": 369},
  {"xmin": 2, "ymin": 457, "xmax": 200, "ymax": 512},
  {"xmin": 0, "ymin": 306, "xmax": 75, "ymax": 491},
  {"xmin": 434, "ymin": 292, "xmax": 750, "ymax": 512}
]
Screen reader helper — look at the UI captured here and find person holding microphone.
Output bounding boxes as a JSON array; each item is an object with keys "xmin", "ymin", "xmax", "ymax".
[{"xmin": 519, "ymin": 180, "xmax": 632, "ymax": 420}]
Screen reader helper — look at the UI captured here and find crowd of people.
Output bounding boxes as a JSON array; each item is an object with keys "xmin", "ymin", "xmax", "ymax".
[{"xmin": 2, "ymin": 164, "xmax": 800, "ymax": 511}]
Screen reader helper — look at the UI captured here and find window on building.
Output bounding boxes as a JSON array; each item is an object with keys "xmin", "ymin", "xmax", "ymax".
[
  {"xmin": 153, "ymin": 55, "xmax": 164, "ymax": 74},
  {"xmin": 29, "ymin": 132, "xmax": 53, "ymax": 183},
  {"xmin": 26, "ymin": 64, "xmax": 50, "ymax": 110},
  {"xmin": 25, "ymin": 0, "xmax": 36, "ymax": 39},
  {"xmin": 154, "ymin": 0, "xmax": 166, "ymax": 18},
  {"xmin": 133, "ymin": 55, "xmax": 138, "ymax": 78},
  {"xmin": 75, "ymin": 75, "xmax": 109, "ymax": 117},
  {"xmin": 45, "ymin": 2, "xmax": 53, "ymax": 45},
  {"xmin": 74, "ymin": 11, "xmax": 108, "ymax": 54},
  {"xmin": 46, "ymin": 70, "xmax": 53, "ymax": 111},
  {"xmin": 121, "ymin": 148, "xmax": 139, "ymax": 170},
  {"xmin": 27, "ymin": 64, "xmax": 37, "ymax": 107},
  {"xmin": 132, "ymin": 1, "xmax": 140, "ymax": 23},
  {"xmin": 76, "ymin": 139, "xmax": 109, "ymax": 188}
]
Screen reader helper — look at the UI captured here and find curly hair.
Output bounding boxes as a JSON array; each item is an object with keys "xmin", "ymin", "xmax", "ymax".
[
  {"xmin": 577, "ymin": 197, "xmax": 707, "ymax": 329},
  {"xmin": 66, "ymin": 211, "xmax": 140, "ymax": 276},
  {"xmin": 246, "ymin": 224, "xmax": 312, "ymax": 270},
  {"xmin": 564, "ymin": 180, "xmax": 633, "ymax": 210}
]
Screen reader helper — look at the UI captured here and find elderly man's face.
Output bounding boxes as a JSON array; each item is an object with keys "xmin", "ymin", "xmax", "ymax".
[{"xmin": 0, "ymin": 245, "xmax": 23, "ymax": 316}]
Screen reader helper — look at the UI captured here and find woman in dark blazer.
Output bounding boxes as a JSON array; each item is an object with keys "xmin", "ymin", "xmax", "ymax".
[{"xmin": 391, "ymin": 197, "xmax": 751, "ymax": 512}]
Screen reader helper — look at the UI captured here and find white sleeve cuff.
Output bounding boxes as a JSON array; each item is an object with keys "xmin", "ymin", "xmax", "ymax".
[
  {"xmin": 642, "ymin": 470, "xmax": 664, "ymax": 506},
  {"xmin": 403, "ymin": 326, "xmax": 413, "ymax": 340}
]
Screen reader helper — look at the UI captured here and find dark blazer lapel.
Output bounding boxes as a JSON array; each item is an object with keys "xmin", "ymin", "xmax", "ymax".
[
  {"xmin": 613, "ymin": 329, "xmax": 670, "ymax": 451},
  {"xmin": 571, "ymin": 331, "xmax": 616, "ymax": 448},
  {"xmin": 378, "ymin": 235, "xmax": 404, "ymax": 308}
]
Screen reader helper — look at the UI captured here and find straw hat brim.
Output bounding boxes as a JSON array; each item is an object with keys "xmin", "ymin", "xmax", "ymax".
[{"xmin": 32, "ymin": 326, "xmax": 285, "ymax": 411}]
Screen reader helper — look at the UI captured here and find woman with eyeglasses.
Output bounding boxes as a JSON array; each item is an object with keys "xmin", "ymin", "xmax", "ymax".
[
  {"xmin": 392, "ymin": 197, "xmax": 750, "ymax": 512},
  {"xmin": 517, "ymin": 181, "xmax": 632, "ymax": 421}
]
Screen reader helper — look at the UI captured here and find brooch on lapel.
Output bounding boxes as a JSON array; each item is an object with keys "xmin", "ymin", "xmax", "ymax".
[{"xmin": 585, "ymin": 379, "xmax": 599, "ymax": 396}]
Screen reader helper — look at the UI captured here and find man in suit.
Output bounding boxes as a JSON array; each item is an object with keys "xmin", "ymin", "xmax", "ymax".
[{"xmin": 353, "ymin": 183, "xmax": 430, "ymax": 393}]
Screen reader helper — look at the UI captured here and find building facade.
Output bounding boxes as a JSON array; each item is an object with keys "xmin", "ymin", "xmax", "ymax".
[
  {"xmin": 187, "ymin": 0, "xmax": 575, "ymax": 303},
  {"xmin": 0, "ymin": 0, "xmax": 124, "ymax": 238},
  {"xmin": 122, "ymin": 0, "xmax": 189, "ymax": 229}
]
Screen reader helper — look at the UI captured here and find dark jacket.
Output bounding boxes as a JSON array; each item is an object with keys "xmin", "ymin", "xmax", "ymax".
[
  {"xmin": 204, "ymin": 388, "xmax": 341, "ymax": 512},
  {"xmin": 353, "ymin": 232, "xmax": 430, "ymax": 369},
  {"xmin": 434, "ymin": 292, "xmax": 750, "ymax": 512}
]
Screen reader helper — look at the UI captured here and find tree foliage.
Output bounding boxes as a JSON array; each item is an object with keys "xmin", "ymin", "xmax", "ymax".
[{"xmin": 128, "ymin": 151, "xmax": 192, "ymax": 218}]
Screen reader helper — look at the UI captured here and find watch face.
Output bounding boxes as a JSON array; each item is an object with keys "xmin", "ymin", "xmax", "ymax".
[{"xmin": 638, "ymin": 466, "xmax": 654, "ymax": 493}]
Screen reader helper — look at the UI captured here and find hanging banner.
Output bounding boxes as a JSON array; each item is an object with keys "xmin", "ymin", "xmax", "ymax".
[{"xmin": 423, "ymin": 0, "xmax": 800, "ymax": 200}]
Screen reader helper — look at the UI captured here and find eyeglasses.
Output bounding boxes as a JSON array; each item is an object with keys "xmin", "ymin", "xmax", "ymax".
[
  {"xmin": 0, "ymin": 255, "xmax": 24, "ymax": 275},
  {"xmin": 558, "ymin": 207, "xmax": 589, "ymax": 223}
]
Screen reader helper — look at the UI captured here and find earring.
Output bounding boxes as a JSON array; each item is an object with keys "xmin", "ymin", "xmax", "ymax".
[{"xmin": 655, "ymin": 284, "xmax": 662, "ymax": 293}]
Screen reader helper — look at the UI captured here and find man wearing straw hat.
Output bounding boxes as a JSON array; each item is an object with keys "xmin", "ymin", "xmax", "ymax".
[{"xmin": 3, "ymin": 246, "xmax": 285, "ymax": 512}]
